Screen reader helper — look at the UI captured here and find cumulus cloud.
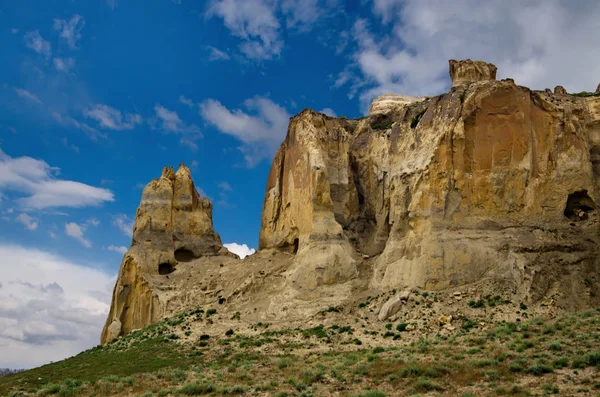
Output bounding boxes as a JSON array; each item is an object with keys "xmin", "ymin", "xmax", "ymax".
[
  {"xmin": 53, "ymin": 15, "xmax": 85, "ymax": 49},
  {"xmin": 337, "ymin": 1, "xmax": 600, "ymax": 110},
  {"xmin": 0, "ymin": 244, "xmax": 114, "ymax": 369},
  {"xmin": 223, "ymin": 242, "xmax": 256, "ymax": 259},
  {"xmin": 107, "ymin": 245, "xmax": 127, "ymax": 255},
  {"xmin": 13, "ymin": 88, "xmax": 42, "ymax": 105},
  {"xmin": 113, "ymin": 214, "xmax": 134, "ymax": 237},
  {"xmin": 65, "ymin": 222, "xmax": 92, "ymax": 248},
  {"xmin": 23, "ymin": 30, "xmax": 51, "ymax": 59},
  {"xmin": 318, "ymin": 107, "xmax": 337, "ymax": 117},
  {"xmin": 16, "ymin": 213, "xmax": 38, "ymax": 231},
  {"xmin": 0, "ymin": 148, "xmax": 114, "ymax": 210},
  {"xmin": 199, "ymin": 96, "xmax": 290, "ymax": 165},
  {"xmin": 83, "ymin": 104, "xmax": 142, "ymax": 130},
  {"xmin": 53, "ymin": 57, "xmax": 75, "ymax": 72}
]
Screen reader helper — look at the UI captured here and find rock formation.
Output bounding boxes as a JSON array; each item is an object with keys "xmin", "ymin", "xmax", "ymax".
[
  {"xmin": 554, "ymin": 85, "xmax": 567, "ymax": 95},
  {"xmin": 103, "ymin": 60, "xmax": 600, "ymax": 344},
  {"xmin": 449, "ymin": 59, "xmax": 497, "ymax": 87},
  {"xmin": 101, "ymin": 164, "xmax": 229, "ymax": 343},
  {"xmin": 261, "ymin": 59, "xmax": 600, "ymax": 298}
]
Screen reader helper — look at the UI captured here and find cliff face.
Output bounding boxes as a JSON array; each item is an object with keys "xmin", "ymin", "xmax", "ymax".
[
  {"xmin": 260, "ymin": 59, "xmax": 600, "ymax": 299},
  {"xmin": 103, "ymin": 60, "xmax": 600, "ymax": 344}
]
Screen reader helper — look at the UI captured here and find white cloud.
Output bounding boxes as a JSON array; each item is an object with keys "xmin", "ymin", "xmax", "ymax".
[
  {"xmin": 338, "ymin": 1, "xmax": 600, "ymax": 110},
  {"xmin": 0, "ymin": 148, "xmax": 114, "ymax": 210},
  {"xmin": 224, "ymin": 242, "xmax": 256, "ymax": 259},
  {"xmin": 13, "ymin": 88, "xmax": 42, "ymax": 105},
  {"xmin": 23, "ymin": 30, "xmax": 51, "ymax": 59},
  {"xmin": 218, "ymin": 181, "xmax": 232, "ymax": 191},
  {"xmin": 113, "ymin": 214, "xmax": 134, "ymax": 237},
  {"xmin": 179, "ymin": 95, "xmax": 194, "ymax": 107},
  {"xmin": 53, "ymin": 57, "xmax": 75, "ymax": 72},
  {"xmin": 191, "ymin": 160, "xmax": 199, "ymax": 169},
  {"xmin": 0, "ymin": 244, "xmax": 114, "ymax": 369},
  {"xmin": 207, "ymin": 46, "xmax": 231, "ymax": 61},
  {"xmin": 52, "ymin": 112, "xmax": 101, "ymax": 140},
  {"xmin": 206, "ymin": 0, "xmax": 283, "ymax": 60},
  {"xmin": 53, "ymin": 15, "xmax": 85, "ymax": 49},
  {"xmin": 107, "ymin": 245, "xmax": 127, "ymax": 255},
  {"xmin": 318, "ymin": 107, "xmax": 337, "ymax": 117},
  {"xmin": 86, "ymin": 218, "xmax": 100, "ymax": 227},
  {"xmin": 199, "ymin": 96, "xmax": 290, "ymax": 165},
  {"xmin": 83, "ymin": 104, "xmax": 142, "ymax": 130},
  {"xmin": 48, "ymin": 231, "xmax": 57, "ymax": 239},
  {"xmin": 65, "ymin": 222, "xmax": 92, "ymax": 248},
  {"xmin": 16, "ymin": 213, "xmax": 38, "ymax": 231},
  {"xmin": 153, "ymin": 105, "xmax": 201, "ymax": 134},
  {"xmin": 61, "ymin": 137, "xmax": 80, "ymax": 153}
]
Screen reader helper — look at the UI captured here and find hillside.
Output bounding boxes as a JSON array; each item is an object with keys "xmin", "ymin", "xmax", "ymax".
[{"xmin": 2, "ymin": 299, "xmax": 600, "ymax": 396}]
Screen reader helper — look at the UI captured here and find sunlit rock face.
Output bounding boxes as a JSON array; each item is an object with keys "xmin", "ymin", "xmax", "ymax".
[{"xmin": 260, "ymin": 59, "xmax": 600, "ymax": 302}]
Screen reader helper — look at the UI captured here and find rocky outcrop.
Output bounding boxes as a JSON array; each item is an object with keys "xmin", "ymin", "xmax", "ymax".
[
  {"xmin": 554, "ymin": 85, "xmax": 567, "ymax": 95},
  {"xmin": 260, "ymin": 59, "xmax": 600, "ymax": 303},
  {"xmin": 596, "ymin": 83, "xmax": 600, "ymax": 94},
  {"xmin": 370, "ymin": 94, "xmax": 425, "ymax": 115},
  {"xmin": 101, "ymin": 164, "xmax": 229, "ymax": 344},
  {"xmin": 449, "ymin": 59, "xmax": 497, "ymax": 87}
]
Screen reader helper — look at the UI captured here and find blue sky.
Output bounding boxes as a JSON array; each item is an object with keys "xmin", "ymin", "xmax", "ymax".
[{"xmin": 1, "ymin": 0, "xmax": 599, "ymax": 369}]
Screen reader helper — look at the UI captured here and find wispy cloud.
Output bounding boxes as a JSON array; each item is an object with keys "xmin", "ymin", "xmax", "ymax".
[
  {"xmin": 153, "ymin": 105, "xmax": 200, "ymax": 133},
  {"xmin": 53, "ymin": 57, "xmax": 75, "ymax": 72},
  {"xmin": 53, "ymin": 15, "xmax": 85, "ymax": 49},
  {"xmin": 113, "ymin": 214, "xmax": 134, "ymax": 237},
  {"xmin": 0, "ymin": 148, "xmax": 114, "ymax": 210},
  {"xmin": 218, "ymin": 181, "xmax": 232, "ymax": 191},
  {"xmin": 13, "ymin": 88, "xmax": 42, "ymax": 105},
  {"xmin": 61, "ymin": 137, "xmax": 80, "ymax": 153},
  {"xmin": 52, "ymin": 112, "xmax": 101, "ymax": 140},
  {"xmin": 83, "ymin": 104, "xmax": 142, "ymax": 130},
  {"xmin": 24, "ymin": 30, "xmax": 51, "ymax": 59},
  {"xmin": 107, "ymin": 245, "xmax": 127, "ymax": 255},
  {"xmin": 318, "ymin": 107, "xmax": 337, "ymax": 117},
  {"xmin": 207, "ymin": 46, "xmax": 231, "ymax": 61}
]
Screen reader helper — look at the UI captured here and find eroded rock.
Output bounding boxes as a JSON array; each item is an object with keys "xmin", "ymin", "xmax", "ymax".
[{"xmin": 449, "ymin": 59, "xmax": 497, "ymax": 87}]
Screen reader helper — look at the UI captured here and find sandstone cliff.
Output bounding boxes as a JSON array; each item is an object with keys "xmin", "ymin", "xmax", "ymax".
[{"xmin": 103, "ymin": 60, "xmax": 600, "ymax": 344}]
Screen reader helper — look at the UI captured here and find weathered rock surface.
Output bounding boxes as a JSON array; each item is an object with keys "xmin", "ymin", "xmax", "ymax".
[
  {"xmin": 449, "ymin": 59, "xmax": 497, "ymax": 87},
  {"xmin": 369, "ymin": 94, "xmax": 425, "ymax": 115},
  {"xmin": 260, "ymin": 59, "xmax": 600, "ymax": 303}
]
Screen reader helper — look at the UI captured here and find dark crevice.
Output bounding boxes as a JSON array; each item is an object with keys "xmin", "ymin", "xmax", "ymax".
[
  {"xmin": 564, "ymin": 190, "xmax": 596, "ymax": 221},
  {"xmin": 158, "ymin": 262, "xmax": 175, "ymax": 275},
  {"xmin": 174, "ymin": 248, "xmax": 195, "ymax": 262},
  {"xmin": 293, "ymin": 238, "xmax": 299, "ymax": 254}
]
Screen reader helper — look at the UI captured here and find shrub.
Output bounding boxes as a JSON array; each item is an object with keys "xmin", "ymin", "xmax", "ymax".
[
  {"xmin": 206, "ymin": 309, "xmax": 217, "ymax": 316},
  {"xmin": 355, "ymin": 391, "xmax": 386, "ymax": 397},
  {"xmin": 414, "ymin": 377, "xmax": 443, "ymax": 392},
  {"xmin": 225, "ymin": 329, "xmax": 234, "ymax": 337},
  {"xmin": 528, "ymin": 364, "xmax": 553, "ymax": 376},
  {"xmin": 468, "ymin": 300, "xmax": 484, "ymax": 308},
  {"xmin": 180, "ymin": 382, "xmax": 216, "ymax": 395},
  {"xmin": 396, "ymin": 323, "xmax": 408, "ymax": 332}
]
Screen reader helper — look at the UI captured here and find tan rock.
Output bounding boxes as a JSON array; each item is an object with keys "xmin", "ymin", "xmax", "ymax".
[
  {"xmin": 596, "ymin": 83, "xmax": 600, "ymax": 94},
  {"xmin": 369, "ymin": 94, "xmax": 425, "ymax": 115},
  {"xmin": 449, "ymin": 59, "xmax": 497, "ymax": 87},
  {"xmin": 377, "ymin": 291, "xmax": 410, "ymax": 321},
  {"xmin": 438, "ymin": 315, "xmax": 452, "ymax": 326},
  {"xmin": 554, "ymin": 85, "xmax": 567, "ymax": 95}
]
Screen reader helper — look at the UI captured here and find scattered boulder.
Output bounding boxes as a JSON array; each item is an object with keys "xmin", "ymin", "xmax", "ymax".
[
  {"xmin": 438, "ymin": 315, "xmax": 453, "ymax": 327},
  {"xmin": 378, "ymin": 290, "xmax": 411, "ymax": 321}
]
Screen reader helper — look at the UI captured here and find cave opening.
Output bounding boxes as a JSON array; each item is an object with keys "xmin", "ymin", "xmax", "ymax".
[
  {"xmin": 564, "ymin": 190, "xmax": 596, "ymax": 220},
  {"xmin": 293, "ymin": 238, "xmax": 299, "ymax": 254},
  {"xmin": 158, "ymin": 262, "xmax": 175, "ymax": 275},
  {"xmin": 174, "ymin": 248, "xmax": 195, "ymax": 262}
]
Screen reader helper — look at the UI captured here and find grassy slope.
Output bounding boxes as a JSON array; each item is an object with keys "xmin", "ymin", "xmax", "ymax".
[{"xmin": 2, "ymin": 307, "xmax": 600, "ymax": 396}]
